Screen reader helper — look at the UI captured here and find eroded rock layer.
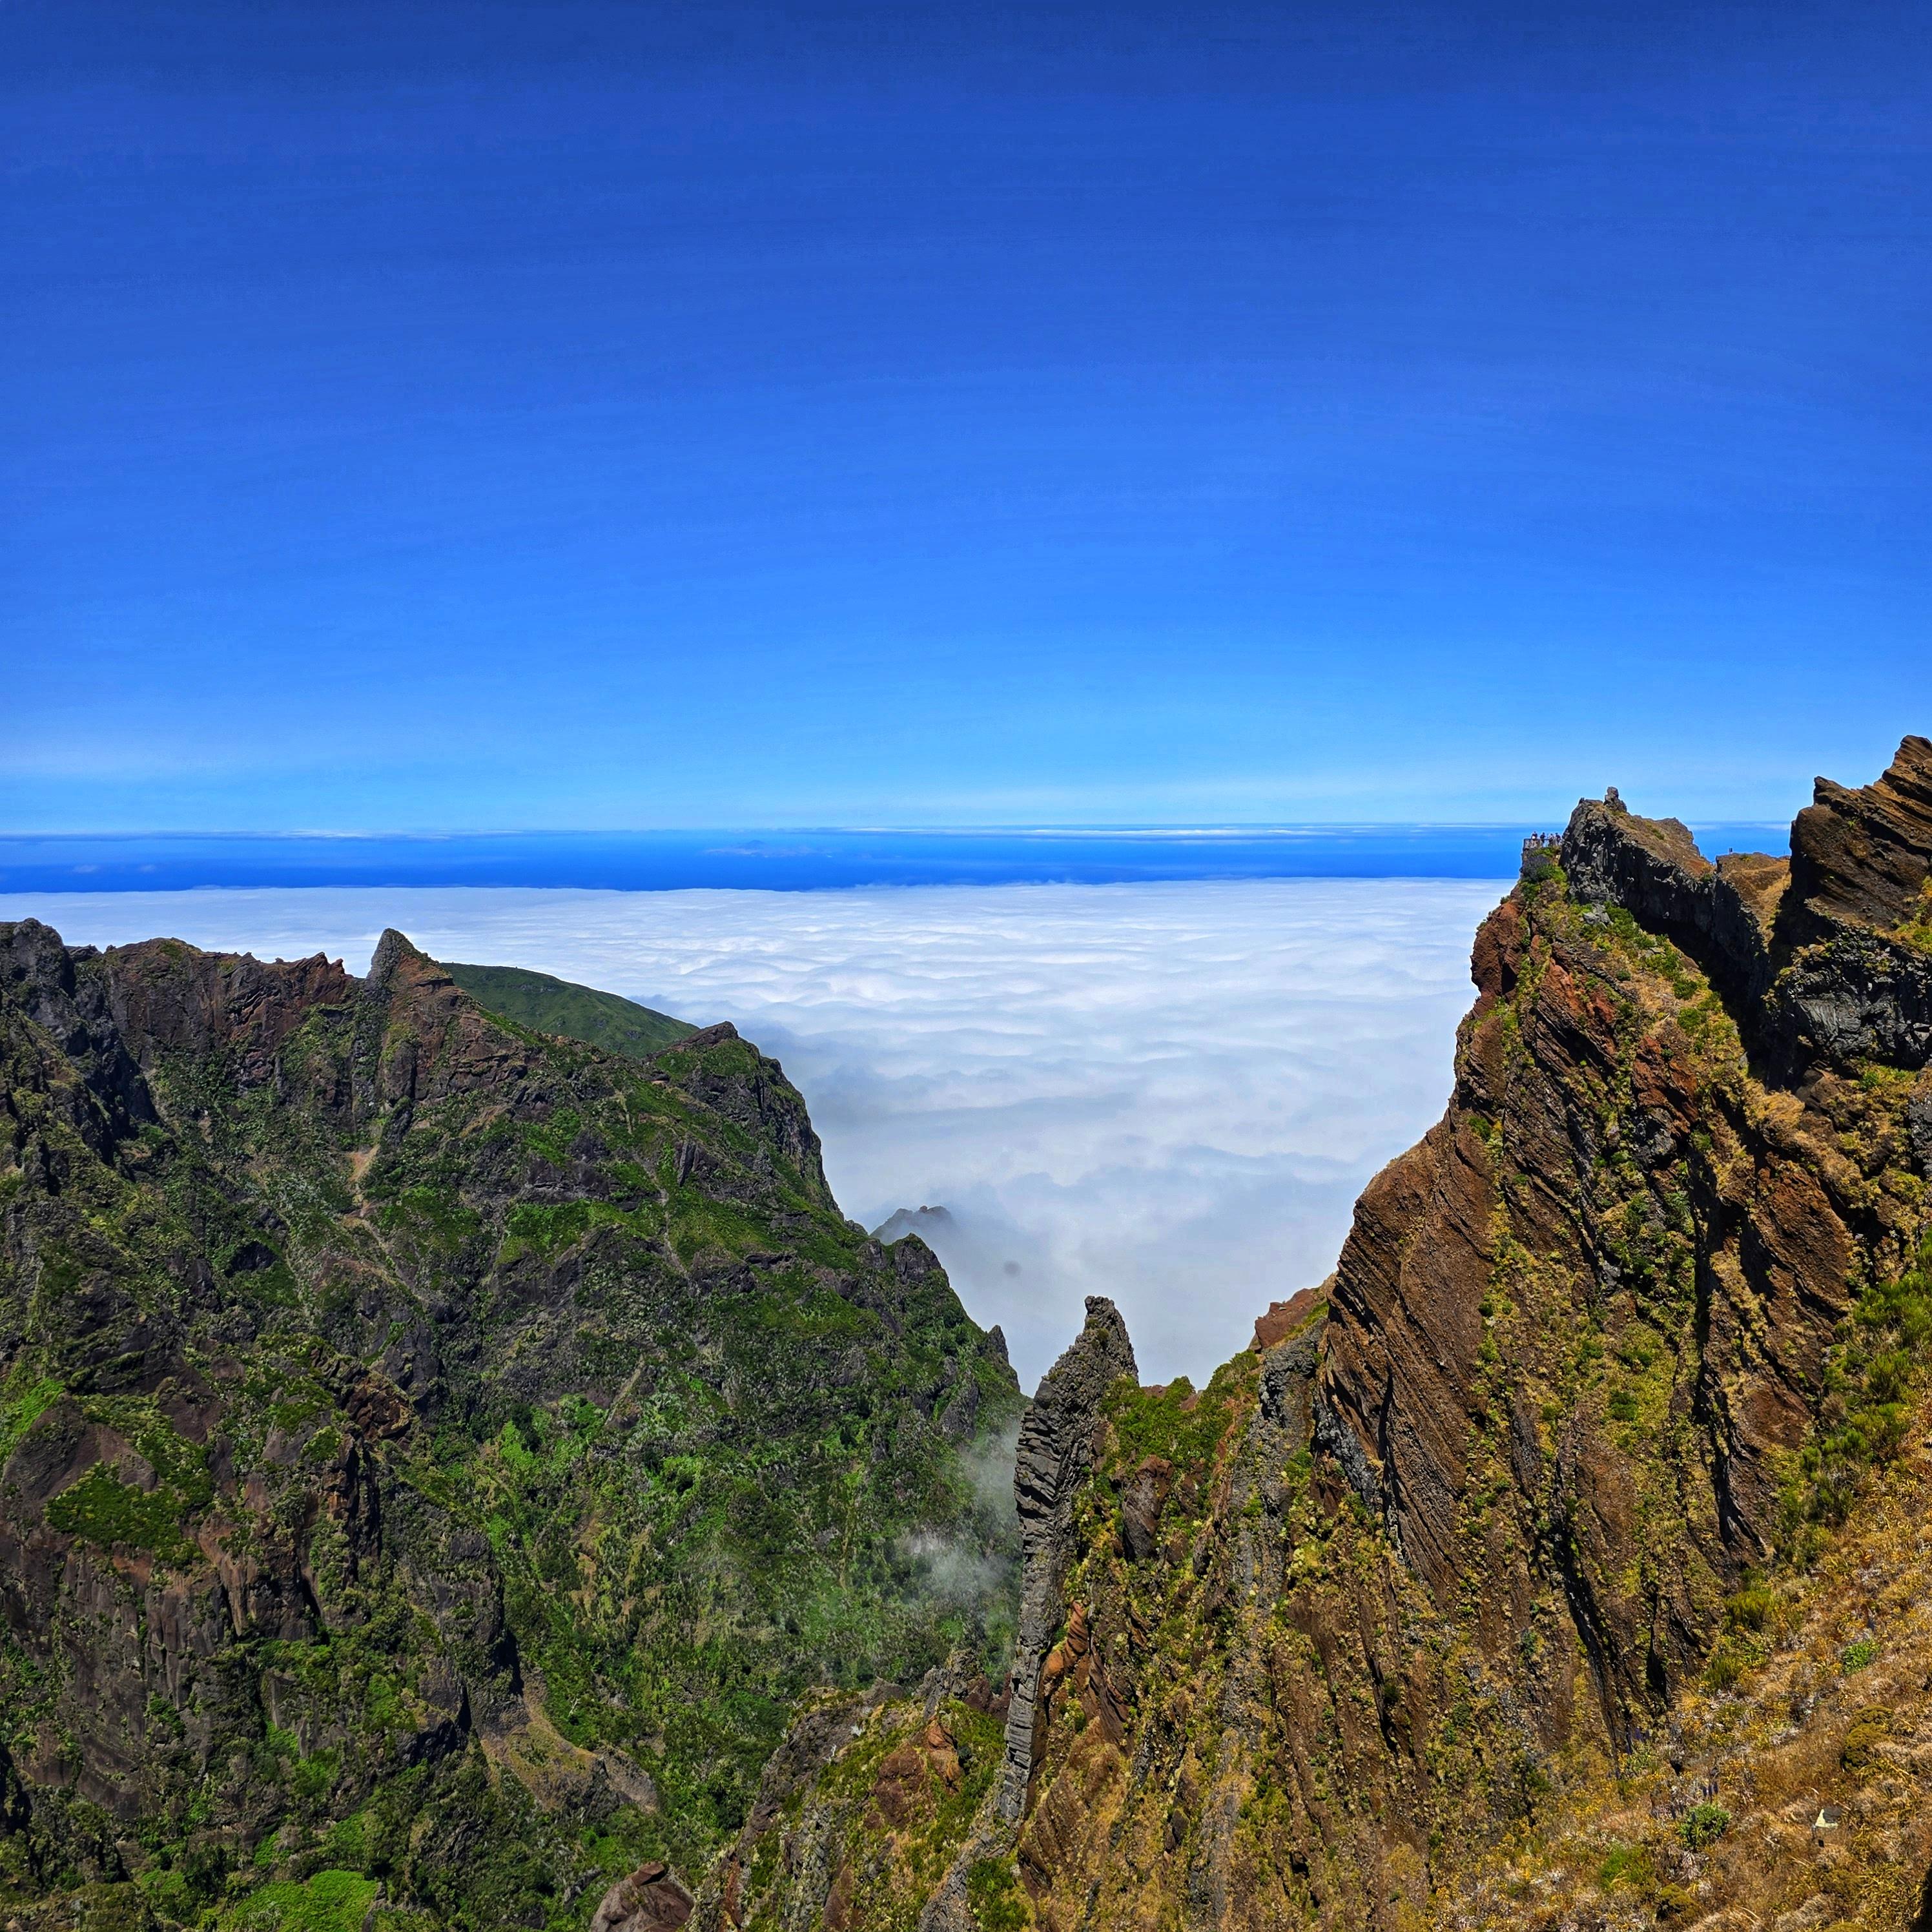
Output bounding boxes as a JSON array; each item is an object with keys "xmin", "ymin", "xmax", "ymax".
[{"xmin": 715, "ymin": 737, "xmax": 1932, "ymax": 1932}]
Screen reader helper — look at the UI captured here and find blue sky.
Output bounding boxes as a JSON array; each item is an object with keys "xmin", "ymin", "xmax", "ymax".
[{"xmin": 5, "ymin": 0, "xmax": 1927, "ymax": 832}]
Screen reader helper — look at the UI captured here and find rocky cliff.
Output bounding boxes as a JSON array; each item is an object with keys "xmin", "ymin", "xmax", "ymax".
[
  {"xmin": 712, "ymin": 736, "xmax": 1932, "ymax": 1932},
  {"xmin": 0, "ymin": 923, "xmax": 1022, "ymax": 1930},
  {"xmin": 8, "ymin": 735, "xmax": 1932, "ymax": 1932}
]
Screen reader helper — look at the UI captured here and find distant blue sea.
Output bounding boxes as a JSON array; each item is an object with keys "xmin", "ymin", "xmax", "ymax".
[{"xmin": 0, "ymin": 825, "xmax": 1791, "ymax": 894}]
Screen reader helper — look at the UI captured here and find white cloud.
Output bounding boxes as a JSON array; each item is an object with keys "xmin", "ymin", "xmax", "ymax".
[{"xmin": 2, "ymin": 879, "xmax": 1505, "ymax": 1388}]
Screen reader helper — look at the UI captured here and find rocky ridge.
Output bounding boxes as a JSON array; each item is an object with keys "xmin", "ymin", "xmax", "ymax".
[
  {"xmin": 714, "ymin": 736, "xmax": 1932, "ymax": 1931},
  {"xmin": 0, "ymin": 923, "xmax": 1023, "ymax": 1929}
]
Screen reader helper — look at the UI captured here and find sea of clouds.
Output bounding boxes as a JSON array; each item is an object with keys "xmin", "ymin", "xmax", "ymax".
[{"xmin": 3, "ymin": 879, "xmax": 1506, "ymax": 1386}]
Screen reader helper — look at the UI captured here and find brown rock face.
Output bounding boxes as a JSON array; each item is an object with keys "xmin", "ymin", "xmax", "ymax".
[
  {"xmin": 1118, "ymin": 1457, "xmax": 1172, "ymax": 1561},
  {"xmin": 1317, "ymin": 747, "xmax": 1932, "ymax": 1743},
  {"xmin": 591, "ymin": 1860, "xmax": 694, "ymax": 1932},
  {"xmin": 1785, "ymin": 732, "xmax": 1932, "ymax": 941},
  {"xmin": 669, "ymin": 734, "xmax": 1932, "ymax": 1932},
  {"xmin": 1550, "ymin": 743, "xmax": 1932, "ymax": 1080},
  {"xmin": 1318, "ymin": 1111, "xmax": 1494, "ymax": 1605},
  {"xmin": 1559, "ymin": 791, "xmax": 1782, "ymax": 1005},
  {"xmin": 1250, "ymin": 1282, "xmax": 1324, "ymax": 1351},
  {"xmin": 976, "ymin": 735, "xmax": 1932, "ymax": 1928},
  {"xmin": 99, "ymin": 936, "xmax": 358, "ymax": 1085}
]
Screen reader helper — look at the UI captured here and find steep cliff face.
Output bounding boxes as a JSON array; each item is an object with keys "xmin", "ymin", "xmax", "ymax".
[
  {"xmin": 996, "ymin": 1299, "xmax": 1138, "ymax": 1827},
  {"xmin": 0, "ymin": 923, "xmax": 1022, "ymax": 1930},
  {"xmin": 710, "ymin": 737, "xmax": 1932, "ymax": 1932}
]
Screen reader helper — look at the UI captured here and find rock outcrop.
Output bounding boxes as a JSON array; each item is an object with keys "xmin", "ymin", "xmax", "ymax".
[
  {"xmin": 1558, "ymin": 740, "xmax": 1932, "ymax": 1083},
  {"xmin": 1783, "ymin": 732, "xmax": 1932, "ymax": 943},
  {"xmin": 1315, "ymin": 738, "xmax": 1932, "ymax": 1751},
  {"xmin": 1559, "ymin": 789, "xmax": 1782, "ymax": 1005},
  {"xmin": 710, "ymin": 734, "xmax": 1932, "ymax": 1932},
  {"xmin": 998, "ymin": 1296, "xmax": 1137, "ymax": 1822},
  {"xmin": 590, "ymin": 1860, "xmax": 693, "ymax": 1931}
]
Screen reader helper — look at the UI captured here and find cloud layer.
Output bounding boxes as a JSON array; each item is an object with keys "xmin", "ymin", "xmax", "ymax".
[{"xmin": 3, "ymin": 879, "xmax": 1506, "ymax": 1386}]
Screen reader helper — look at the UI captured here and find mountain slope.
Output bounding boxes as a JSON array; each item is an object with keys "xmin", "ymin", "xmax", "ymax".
[
  {"xmin": 8, "ymin": 735, "xmax": 1931, "ymax": 1931},
  {"xmin": 712, "ymin": 736, "xmax": 1932, "ymax": 1932},
  {"xmin": 0, "ymin": 926, "xmax": 1022, "ymax": 1931},
  {"xmin": 440, "ymin": 961, "xmax": 696, "ymax": 1060}
]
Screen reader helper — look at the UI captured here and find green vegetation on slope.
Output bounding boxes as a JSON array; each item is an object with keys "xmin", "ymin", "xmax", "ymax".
[
  {"xmin": 0, "ymin": 923, "xmax": 1022, "ymax": 1931},
  {"xmin": 441, "ymin": 960, "xmax": 697, "ymax": 1060}
]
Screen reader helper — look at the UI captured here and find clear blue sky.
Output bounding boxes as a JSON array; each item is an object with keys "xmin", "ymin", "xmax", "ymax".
[{"xmin": 5, "ymin": 1, "xmax": 1926, "ymax": 832}]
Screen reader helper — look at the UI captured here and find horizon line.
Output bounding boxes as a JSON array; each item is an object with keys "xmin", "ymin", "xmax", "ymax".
[{"xmin": 0, "ymin": 819, "xmax": 1796, "ymax": 843}]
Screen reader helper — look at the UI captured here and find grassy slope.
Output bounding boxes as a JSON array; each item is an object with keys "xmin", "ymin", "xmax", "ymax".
[
  {"xmin": 1445, "ymin": 1332, "xmax": 1932, "ymax": 1930},
  {"xmin": 441, "ymin": 961, "xmax": 696, "ymax": 1060}
]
